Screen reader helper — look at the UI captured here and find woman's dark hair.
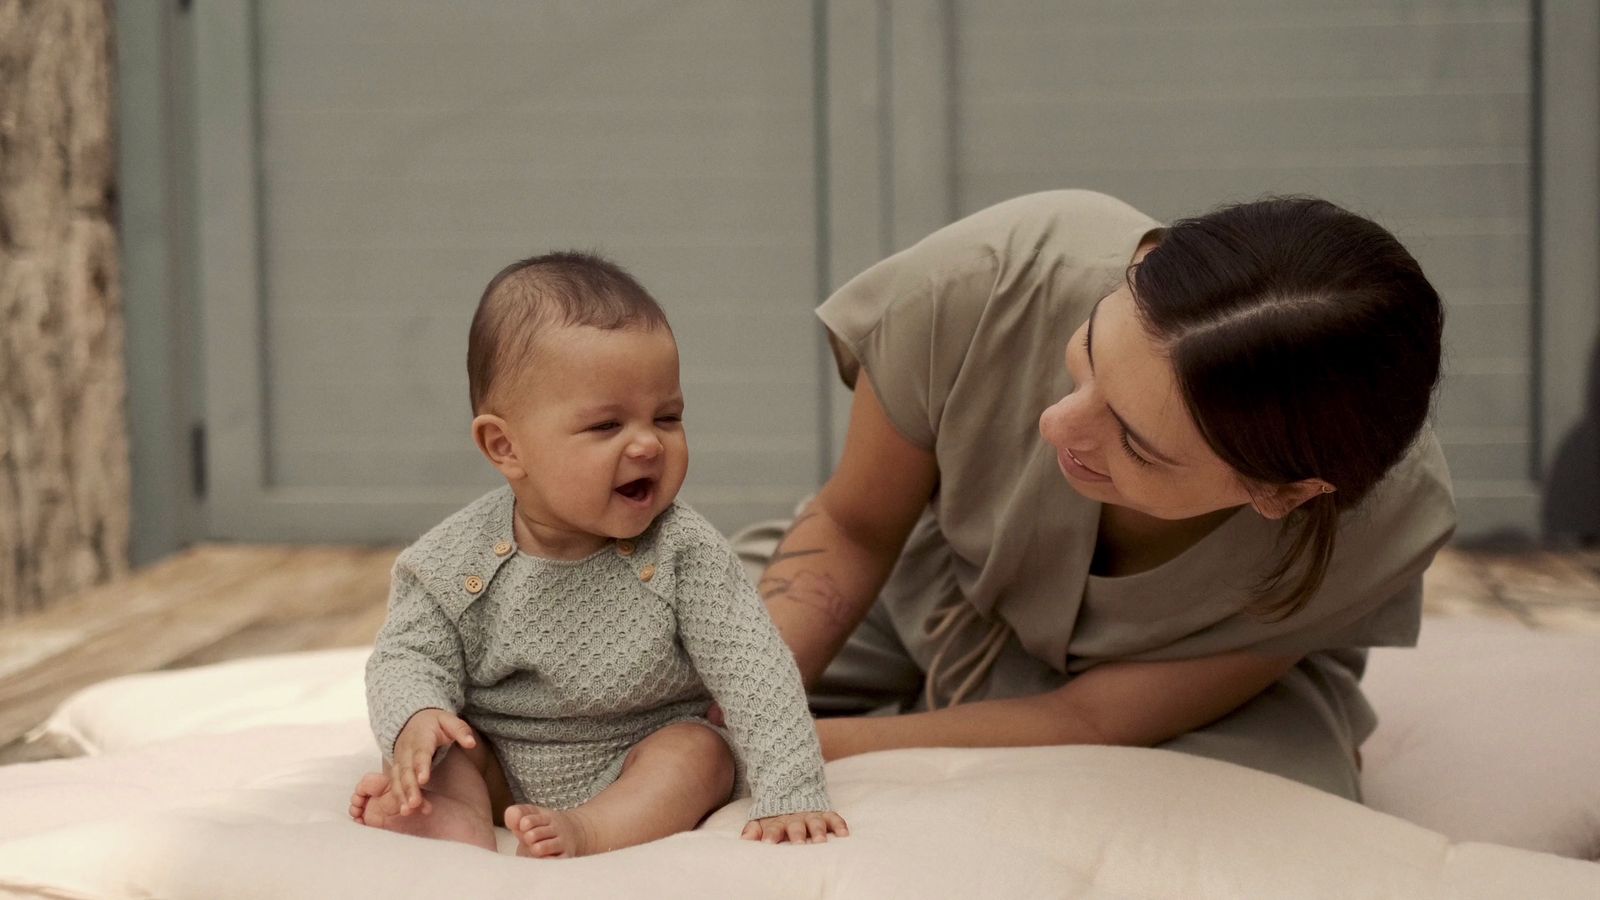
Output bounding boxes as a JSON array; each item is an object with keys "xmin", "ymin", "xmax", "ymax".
[{"xmin": 1130, "ymin": 197, "xmax": 1444, "ymax": 619}]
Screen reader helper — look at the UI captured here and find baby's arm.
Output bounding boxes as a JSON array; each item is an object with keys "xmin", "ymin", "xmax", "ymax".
[
  {"xmin": 365, "ymin": 563, "xmax": 471, "ymax": 811},
  {"xmin": 674, "ymin": 533, "xmax": 845, "ymax": 841}
]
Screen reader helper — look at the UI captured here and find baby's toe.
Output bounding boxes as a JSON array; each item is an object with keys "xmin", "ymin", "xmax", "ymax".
[
  {"xmin": 523, "ymin": 824, "xmax": 560, "ymax": 846},
  {"xmin": 528, "ymin": 836, "xmax": 567, "ymax": 858},
  {"xmin": 354, "ymin": 771, "xmax": 389, "ymax": 797},
  {"xmin": 503, "ymin": 803, "xmax": 543, "ymax": 834}
]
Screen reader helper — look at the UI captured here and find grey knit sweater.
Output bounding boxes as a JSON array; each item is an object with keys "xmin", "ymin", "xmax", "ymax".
[{"xmin": 365, "ymin": 487, "xmax": 831, "ymax": 820}]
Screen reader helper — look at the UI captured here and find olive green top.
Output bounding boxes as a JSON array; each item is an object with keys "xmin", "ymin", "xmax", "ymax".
[{"xmin": 816, "ymin": 189, "xmax": 1456, "ymax": 713}]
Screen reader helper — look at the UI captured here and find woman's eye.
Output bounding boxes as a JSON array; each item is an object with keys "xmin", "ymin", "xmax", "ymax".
[{"xmin": 1119, "ymin": 431, "xmax": 1153, "ymax": 467}]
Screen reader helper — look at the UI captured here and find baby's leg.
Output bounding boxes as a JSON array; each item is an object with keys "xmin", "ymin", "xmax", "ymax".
[
  {"xmin": 506, "ymin": 722, "xmax": 734, "ymax": 858},
  {"xmin": 352, "ymin": 746, "xmax": 501, "ymax": 852}
]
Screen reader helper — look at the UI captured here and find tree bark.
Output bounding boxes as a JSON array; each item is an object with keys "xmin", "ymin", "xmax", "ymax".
[{"xmin": 0, "ymin": 0, "xmax": 128, "ymax": 618}]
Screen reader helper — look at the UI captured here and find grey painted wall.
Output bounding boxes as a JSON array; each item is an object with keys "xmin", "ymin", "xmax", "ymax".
[
  {"xmin": 117, "ymin": 0, "xmax": 203, "ymax": 565},
  {"xmin": 192, "ymin": 0, "xmax": 828, "ymax": 541},
  {"xmin": 945, "ymin": 0, "xmax": 1541, "ymax": 536},
  {"xmin": 120, "ymin": 0, "xmax": 1596, "ymax": 553}
]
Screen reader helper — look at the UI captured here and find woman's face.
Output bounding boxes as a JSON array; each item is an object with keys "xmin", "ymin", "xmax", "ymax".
[{"xmin": 1038, "ymin": 282, "xmax": 1256, "ymax": 521}]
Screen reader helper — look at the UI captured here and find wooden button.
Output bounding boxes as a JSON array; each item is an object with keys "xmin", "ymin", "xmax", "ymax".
[
  {"xmin": 616, "ymin": 540, "xmax": 635, "ymax": 557},
  {"xmin": 638, "ymin": 564, "xmax": 655, "ymax": 583},
  {"xmin": 493, "ymin": 541, "xmax": 513, "ymax": 557},
  {"xmin": 464, "ymin": 575, "xmax": 484, "ymax": 594}
]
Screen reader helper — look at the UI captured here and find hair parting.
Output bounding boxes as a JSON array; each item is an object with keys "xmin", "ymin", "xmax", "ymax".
[{"xmin": 1129, "ymin": 197, "xmax": 1444, "ymax": 618}]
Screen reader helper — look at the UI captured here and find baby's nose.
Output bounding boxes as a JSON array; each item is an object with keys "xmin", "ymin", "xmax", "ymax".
[{"xmin": 627, "ymin": 434, "xmax": 663, "ymax": 458}]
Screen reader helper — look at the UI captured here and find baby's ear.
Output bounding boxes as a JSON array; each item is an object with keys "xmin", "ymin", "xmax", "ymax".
[{"xmin": 471, "ymin": 414, "xmax": 525, "ymax": 480}]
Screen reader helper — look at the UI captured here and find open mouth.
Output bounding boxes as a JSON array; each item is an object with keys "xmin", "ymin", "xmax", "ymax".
[{"xmin": 615, "ymin": 477, "xmax": 655, "ymax": 505}]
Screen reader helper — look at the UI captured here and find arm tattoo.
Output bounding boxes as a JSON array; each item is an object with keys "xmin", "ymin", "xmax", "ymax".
[
  {"xmin": 758, "ymin": 512, "xmax": 849, "ymax": 624},
  {"xmin": 759, "ymin": 571, "xmax": 851, "ymax": 625},
  {"xmin": 768, "ymin": 512, "xmax": 824, "ymax": 565}
]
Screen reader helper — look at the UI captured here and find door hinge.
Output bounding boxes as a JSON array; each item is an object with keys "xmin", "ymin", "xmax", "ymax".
[{"xmin": 190, "ymin": 422, "xmax": 207, "ymax": 497}]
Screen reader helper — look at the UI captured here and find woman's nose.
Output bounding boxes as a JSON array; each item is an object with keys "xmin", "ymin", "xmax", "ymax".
[{"xmin": 1039, "ymin": 390, "xmax": 1100, "ymax": 448}]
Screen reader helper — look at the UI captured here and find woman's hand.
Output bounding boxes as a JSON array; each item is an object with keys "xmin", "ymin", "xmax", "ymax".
[{"xmin": 740, "ymin": 810, "xmax": 850, "ymax": 844}]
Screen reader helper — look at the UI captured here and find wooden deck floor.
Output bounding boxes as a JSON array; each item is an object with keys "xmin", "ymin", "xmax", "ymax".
[
  {"xmin": 1, "ymin": 542, "xmax": 1598, "ymax": 764},
  {"xmin": 0, "ymin": 544, "xmax": 398, "ymax": 764}
]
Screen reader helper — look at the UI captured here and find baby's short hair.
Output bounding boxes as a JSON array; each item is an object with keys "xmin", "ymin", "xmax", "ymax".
[{"xmin": 467, "ymin": 251, "xmax": 669, "ymax": 413}]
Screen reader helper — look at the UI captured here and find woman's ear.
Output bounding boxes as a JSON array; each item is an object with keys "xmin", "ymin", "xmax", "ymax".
[
  {"xmin": 1247, "ymin": 479, "xmax": 1335, "ymax": 520},
  {"xmin": 472, "ymin": 414, "xmax": 525, "ymax": 480}
]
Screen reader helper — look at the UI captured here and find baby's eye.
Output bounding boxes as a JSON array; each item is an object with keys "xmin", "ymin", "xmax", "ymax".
[
  {"xmin": 655, "ymin": 415, "xmax": 683, "ymax": 426},
  {"xmin": 588, "ymin": 421, "xmax": 621, "ymax": 433}
]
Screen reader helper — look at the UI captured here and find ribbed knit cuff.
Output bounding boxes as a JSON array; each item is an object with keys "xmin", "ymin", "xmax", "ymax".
[
  {"xmin": 375, "ymin": 690, "xmax": 456, "ymax": 758},
  {"xmin": 746, "ymin": 784, "xmax": 834, "ymax": 821}
]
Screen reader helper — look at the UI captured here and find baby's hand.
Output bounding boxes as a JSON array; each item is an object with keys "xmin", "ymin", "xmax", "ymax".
[
  {"xmin": 740, "ymin": 810, "xmax": 849, "ymax": 844},
  {"xmin": 390, "ymin": 708, "xmax": 477, "ymax": 814}
]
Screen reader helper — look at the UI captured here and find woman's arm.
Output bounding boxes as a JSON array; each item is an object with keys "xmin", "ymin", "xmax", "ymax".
[
  {"xmin": 760, "ymin": 372, "xmax": 938, "ymax": 684},
  {"xmin": 815, "ymin": 649, "xmax": 1300, "ymax": 760}
]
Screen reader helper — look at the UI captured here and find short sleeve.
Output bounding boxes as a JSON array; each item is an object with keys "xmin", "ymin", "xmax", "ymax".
[
  {"xmin": 1242, "ymin": 431, "xmax": 1457, "ymax": 656},
  {"xmin": 817, "ymin": 243, "xmax": 999, "ymax": 450},
  {"xmin": 816, "ymin": 190, "xmax": 1161, "ymax": 453}
]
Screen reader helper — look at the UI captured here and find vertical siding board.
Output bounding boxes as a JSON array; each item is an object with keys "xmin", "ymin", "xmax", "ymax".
[
  {"xmin": 204, "ymin": 1, "xmax": 823, "ymax": 539},
  {"xmin": 949, "ymin": 0, "xmax": 1537, "ymax": 537}
]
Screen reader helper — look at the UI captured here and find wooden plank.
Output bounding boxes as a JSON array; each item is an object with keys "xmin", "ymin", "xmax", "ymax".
[
  {"xmin": 1472, "ymin": 551, "xmax": 1600, "ymax": 634},
  {"xmin": 1421, "ymin": 547, "xmax": 1534, "ymax": 627},
  {"xmin": 0, "ymin": 545, "xmax": 295, "ymax": 681},
  {"xmin": 0, "ymin": 545, "xmax": 372, "ymax": 747},
  {"xmin": 1476, "ymin": 551, "xmax": 1600, "ymax": 606},
  {"xmin": 167, "ymin": 548, "xmax": 395, "ymax": 667}
]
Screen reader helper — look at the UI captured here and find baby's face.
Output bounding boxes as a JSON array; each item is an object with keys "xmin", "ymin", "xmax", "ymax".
[{"xmin": 496, "ymin": 324, "xmax": 688, "ymax": 550}]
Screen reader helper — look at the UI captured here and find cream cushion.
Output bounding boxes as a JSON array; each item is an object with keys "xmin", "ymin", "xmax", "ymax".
[
  {"xmin": 5, "ymin": 616, "xmax": 1597, "ymax": 897},
  {"xmin": 1361, "ymin": 615, "xmax": 1600, "ymax": 860},
  {"xmin": 1, "ymin": 723, "xmax": 1594, "ymax": 898}
]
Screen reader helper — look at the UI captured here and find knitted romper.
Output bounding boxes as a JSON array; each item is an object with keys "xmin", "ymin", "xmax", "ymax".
[{"xmin": 365, "ymin": 487, "xmax": 832, "ymax": 820}]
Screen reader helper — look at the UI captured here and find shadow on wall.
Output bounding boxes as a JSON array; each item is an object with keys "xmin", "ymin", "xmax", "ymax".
[{"xmin": 1542, "ymin": 335, "xmax": 1600, "ymax": 544}]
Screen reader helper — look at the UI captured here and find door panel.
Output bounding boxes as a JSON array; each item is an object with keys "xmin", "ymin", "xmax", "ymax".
[{"xmin": 197, "ymin": 0, "xmax": 824, "ymax": 540}]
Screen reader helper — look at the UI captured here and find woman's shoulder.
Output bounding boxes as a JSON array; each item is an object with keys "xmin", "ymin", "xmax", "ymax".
[
  {"xmin": 818, "ymin": 189, "xmax": 1158, "ymax": 356},
  {"xmin": 967, "ymin": 189, "xmax": 1158, "ymax": 233},
  {"xmin": 1272, "ymin": 428, "xmax": 1455, "ymax": 647},
  {"xmin": 831, "ymin": 190, "xmax": 1155, "ymax": 297},
  {"xmin": 1342, "ymin": 428, "xmax": 1456, "ymax": 538},
  {"xmin": 891, "ymin": 189, "xmax": 1158, "ymax": 272}
]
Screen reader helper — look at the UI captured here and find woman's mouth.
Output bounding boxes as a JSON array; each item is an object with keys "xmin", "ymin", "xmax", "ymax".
[
  {"xmin": 1057, "ymin": 448, "xmax": 1112, "ymax": 484},
  {"xmin": 614, "ymin": 477, "xmax": 656, "ymax": 507}
]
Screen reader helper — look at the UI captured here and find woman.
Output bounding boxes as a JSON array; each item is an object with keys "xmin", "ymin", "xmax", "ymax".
[{"xmin": 741, "ymin": 189, "xmax": 1455, "ymax": 800}]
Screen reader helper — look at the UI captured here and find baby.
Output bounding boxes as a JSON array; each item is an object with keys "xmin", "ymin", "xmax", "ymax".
[{"xmin": 348, "ymin": 251, "xmax": 846, "ymax": 857}]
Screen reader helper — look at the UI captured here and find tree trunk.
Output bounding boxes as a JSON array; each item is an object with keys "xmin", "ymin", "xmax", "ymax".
[{"xmin": 0, "ymin": 0, "xmax": 128, "ymax": 618}]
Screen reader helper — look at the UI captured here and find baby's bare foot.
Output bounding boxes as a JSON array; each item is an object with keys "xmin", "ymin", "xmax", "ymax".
[
  {"xmin": 505, "ymin": 803, "xmax": 597, "ymax": 858},
  {"xmin": 350, "ymin": 772, "xmax": 404, "ymax": 827}
]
